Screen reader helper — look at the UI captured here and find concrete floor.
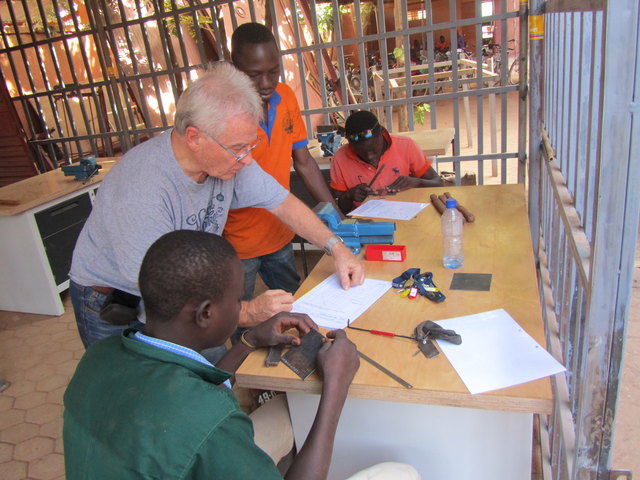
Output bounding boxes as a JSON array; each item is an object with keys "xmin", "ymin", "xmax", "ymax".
[{"xmin": 0, "ymin": 91, "xmax": 637, "ymax": 477}]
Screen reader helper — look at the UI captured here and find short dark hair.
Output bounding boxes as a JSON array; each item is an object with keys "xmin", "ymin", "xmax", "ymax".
[
  {"xmin": 231, "ymin": 22, "xmax": 277, "ymax": 63},
  {"xmin": 139, "ymin": 231, "xmax": 238, "ymax": 322},
  {"xmin": 345, "ymin": 110, "xmax": 380, "ymax": 142}
]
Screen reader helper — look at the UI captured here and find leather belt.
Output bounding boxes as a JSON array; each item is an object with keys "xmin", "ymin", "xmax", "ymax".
[{"xmin": 92, "ymin": 285, "xmax": 114, "ymax": 295}]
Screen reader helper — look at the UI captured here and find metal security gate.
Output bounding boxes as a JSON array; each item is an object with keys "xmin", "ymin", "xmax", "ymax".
[
  {"xmin": 2, "ymin": 0, "xmax": 639, "ymax": 477},
  {"xmin": 528, "ymin": 0, "xmax": 639, "ymax": 477},
  {"xmin": 0, "ymin": 0, "xmax": 527, "ymax": 186}
]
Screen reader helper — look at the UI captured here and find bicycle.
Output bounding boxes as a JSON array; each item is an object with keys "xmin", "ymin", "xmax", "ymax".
[
  {"xmin": 488, "ymin": 39, "xmax": 519, "ymax": 85},
  {"xmin": 507, "ymin": 57, "xmax": 520, "ymax": 85}
]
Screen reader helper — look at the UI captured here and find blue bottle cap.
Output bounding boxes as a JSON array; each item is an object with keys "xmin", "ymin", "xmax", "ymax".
[{"xmin": 445, "ymin": 198, "xmax": 457, "ymax": 208}]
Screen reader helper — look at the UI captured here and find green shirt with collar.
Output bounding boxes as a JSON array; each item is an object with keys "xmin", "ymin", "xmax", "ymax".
[{"xmin": 63, "ymin": 330, "xmax": 282, "ymax": 479}]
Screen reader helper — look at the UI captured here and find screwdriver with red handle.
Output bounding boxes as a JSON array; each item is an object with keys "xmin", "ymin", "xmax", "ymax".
[{"xmin": 346, "ymin": 322, "xmax": 415, "ymax": 340}]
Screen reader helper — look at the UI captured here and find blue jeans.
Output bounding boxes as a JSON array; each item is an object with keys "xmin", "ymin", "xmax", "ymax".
[
  {"xmin": 70, "ymin": 280, "xmax": 143, "ymax": 349},
  {"xmin": 241, "ymin": 243, "xmax": 300, "ymax": 301}
]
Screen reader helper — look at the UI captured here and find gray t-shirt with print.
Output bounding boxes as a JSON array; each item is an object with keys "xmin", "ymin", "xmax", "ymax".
[{"xmin": 70, "ymin": 129, "xmax": 288, "ymax": 295}]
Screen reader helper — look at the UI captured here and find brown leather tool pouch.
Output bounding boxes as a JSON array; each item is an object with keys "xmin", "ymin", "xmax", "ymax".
[{"xmin": 99, "ymin": 289, "xmax": 141, "ymax": 325}]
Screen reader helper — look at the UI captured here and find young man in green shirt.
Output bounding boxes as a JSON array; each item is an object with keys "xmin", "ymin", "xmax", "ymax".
[
  {"xmin": 64, "ymin": 230, "xmax": 420, "ymax": 479},
  {"xmin": 64, "ymin": 230, "xmax": 360, "ymax": 479}
]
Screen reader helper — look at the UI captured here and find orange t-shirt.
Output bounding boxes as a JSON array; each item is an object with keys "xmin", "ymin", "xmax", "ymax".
[
  {"xmin": 223, "ymin": 84, "xmax": 308, "ymax": 259},
  {"xmin": 329, "ymin": 130, "xmax": 431, "ymax": 207}
]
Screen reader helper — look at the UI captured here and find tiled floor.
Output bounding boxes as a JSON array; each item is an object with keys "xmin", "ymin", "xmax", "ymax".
[{"xmin": 0, "ymin": 301, "xmax": 81, "ymax": 480}]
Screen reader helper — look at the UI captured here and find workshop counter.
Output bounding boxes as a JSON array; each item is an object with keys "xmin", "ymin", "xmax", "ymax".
[
  {"xmin": 236, "ymin": 184, "xmax": 552, "ymax": 479},
  {"xmin": 0, "ymin": 159, "xmax": 118, "ymax": 315}
]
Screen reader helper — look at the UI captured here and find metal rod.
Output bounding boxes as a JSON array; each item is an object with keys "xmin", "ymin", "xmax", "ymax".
[
  {"xmin": 358, "ymin": 351, "xmax": 413, "ymax": 389},
  {"xmin": 366, "ymin": 163, "xmax": 386, "ymax": 188},
  {"xmin": 346, "ymin": 324, "xmax": 415, "ymax": 341}
]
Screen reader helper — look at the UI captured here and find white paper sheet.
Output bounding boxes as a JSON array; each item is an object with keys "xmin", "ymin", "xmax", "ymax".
[
  {"xmin": 348, "ymin": 199, "xmax": 429, "ymax": 220},
  {"xmin": 291, "ymin": 274, "xmax": 392, "ymax": 330},
  {"xmin": 434, "ymin": 309, "xmax": 566, "ymax": 394}
]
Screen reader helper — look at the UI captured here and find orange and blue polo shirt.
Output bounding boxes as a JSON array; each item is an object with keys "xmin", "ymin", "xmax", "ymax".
[
  {"xmin": 223, "ymin": 83, "xmax": 308, "ymax": 259},
  {"xmin": 329, "ymin": 129, "xmax": 432, "ymax": 206}
]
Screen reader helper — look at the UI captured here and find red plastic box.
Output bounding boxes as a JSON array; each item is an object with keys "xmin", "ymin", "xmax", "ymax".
[{"xmin": 365, "ymin": 244, "xmax": 406, "ymax": 262}]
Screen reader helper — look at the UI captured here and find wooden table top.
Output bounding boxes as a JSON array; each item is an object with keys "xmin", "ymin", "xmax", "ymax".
[
  {"xmin": 312, "ymin": 127, "xmax": 455, "ymax": 165},
  {"xmin": 394, "ymin": 128, "xmax": 455, "ymax": 156},
  {"xmin": 0, "ymin": 158, "xmax": 119, "ymax": 216},
  {"xmin": 236, "ymin": 184, "xmax": 554, "ymax": 414}
]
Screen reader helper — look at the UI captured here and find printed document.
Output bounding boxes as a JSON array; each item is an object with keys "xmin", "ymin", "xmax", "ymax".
[
  {"xmin": 348, "ymin": 199, "xmax": 429, "ymax": 220},
  {"xmin": 291, "ymin": 274, "xmax": 391, "ymax": 330}
]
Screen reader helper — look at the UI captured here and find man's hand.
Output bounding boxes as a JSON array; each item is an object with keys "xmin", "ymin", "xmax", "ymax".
[
  {"xmin": 240, "ymin": 289, "xmax": 295, "ymax": 327},
  {"xmin": 385, "ymin": 175, "xmax": 422, "ymax": 193},
  {"xmin": 331, "ymin": 242, "xmax": 365, "ymax": 289},
  {"xmin": 347, "ymin": 183, "xmax": 374, "ymax": 204},
  {"xmin": 281, "ymin": 329, "xmax": 359, "ymax": 480},
  {"xmin": 316, "ymin": 330, "xmax": 360, "ymax": 387},
  {"xmin": 243, "ymin": 312, "xmax": 318, "ymax": 349}
]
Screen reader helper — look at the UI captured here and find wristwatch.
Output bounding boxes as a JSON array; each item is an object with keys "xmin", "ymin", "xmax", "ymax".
[{"xmin": 323, "ymin": 235, "xmax": 344, "ymax": 256}]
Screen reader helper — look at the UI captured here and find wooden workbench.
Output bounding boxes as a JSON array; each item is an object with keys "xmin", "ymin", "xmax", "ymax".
[
  {"xmin": 0, "ymin": 158, "xmax": 118, "ymax": 215},
  {"xmin": 236, "ymin": 184, "xmax": 553, "ymax": 479},
  {"xmin": 0, "ymin": 159, "xmax": 118, "ymax": 315}
]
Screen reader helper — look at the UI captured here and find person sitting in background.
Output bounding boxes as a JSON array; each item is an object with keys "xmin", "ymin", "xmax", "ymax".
[
  {"xmin": 457, "ymin": 31, "xmax": 467, "ymax": 50},
  {"xmin": 329, "ymin": 110, "xmax": 443, "ymax": 214},
  {"xmin": 435, "ymin": 35, "xmax": 450, "ymax": 53},
  {"xmin": 63, "ymin": 230, "xmax": 419, "ymax": 480}
]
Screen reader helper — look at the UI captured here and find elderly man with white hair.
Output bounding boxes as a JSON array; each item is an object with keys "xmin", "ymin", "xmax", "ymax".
[{"xmin": 68, "ymin": 62, "xmax": 364, "ymax": 351}]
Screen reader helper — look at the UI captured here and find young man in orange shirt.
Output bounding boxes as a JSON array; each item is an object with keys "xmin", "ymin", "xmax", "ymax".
[
  {"xmin": 224, "ymin": 23, "xmax": 336, "ymax": 302},
  {"xmin": 330, "ymin": 110, "xmax": 443, "ymax": 214}
]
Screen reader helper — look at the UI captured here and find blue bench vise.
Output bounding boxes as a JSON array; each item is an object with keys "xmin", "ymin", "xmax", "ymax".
[
  {"xmin": 313, "ymin": 202, "xmax": 396, "ymax": 254},
  {"xmin": 61, "ymin": 155, "xmax": 102, "ymax": 181},
  {"xmin": 317, "ymin": 132, "xmax": 343, "ymax": 156},
  {"xmin": 316, "ymin": 125, "xmax": 343, "ymax": 157}
]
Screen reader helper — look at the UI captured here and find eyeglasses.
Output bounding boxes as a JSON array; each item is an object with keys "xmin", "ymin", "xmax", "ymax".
[
  {"xmin": 200, "ymin": 129, "xmax": 261, "ymax": 162},
  {"xmin": 347, "ymin": 122, "xmax": 380, "ymax": 143}
]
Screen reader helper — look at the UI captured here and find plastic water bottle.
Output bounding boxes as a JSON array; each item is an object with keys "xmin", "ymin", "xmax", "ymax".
[{"xmin": 442, "ymin": 198, "xmax": 464, "ymax": 268}]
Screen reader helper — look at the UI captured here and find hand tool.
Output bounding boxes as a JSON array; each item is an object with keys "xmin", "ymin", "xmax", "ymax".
[
  {"xmin": 414, "ymin": 320, "xmax": 463, "ymax": 359},
  {"xmin": 314, "ymin": 202, "xmax": 395, "ymax": 254},
  {"xmin": 358, "ymin": 351, "xmax": 413, "ymax": 389},
  {"xmin": 346, "ymin": 322, "xmax": 415, "ymax": 340},
  {"xmin": 415, "ymin": 320, "xmax": 462, "ymax": 345},
  {"xmin": 346, "ymin": 318, "xmax": 461, "ymax": 361},
  {"xmin": 366, "ymin": 163, "xmax": 386, "ymax": 189},
  {"xmin": 61, "ymin": 155, "xmax": 102, "ymax": 181}
]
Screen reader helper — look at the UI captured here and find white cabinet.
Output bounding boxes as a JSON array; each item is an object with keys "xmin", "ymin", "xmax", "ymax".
[
  {"xmin": 0, "ymin": 187, "xmax": 97, "ymax": 315},
  {"xmin": 0, "ymin": 159, "xmax": 115, "ymax": 316}
]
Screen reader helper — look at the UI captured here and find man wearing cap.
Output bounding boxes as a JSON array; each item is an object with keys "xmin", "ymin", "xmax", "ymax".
[{"xmin": 329, "ymin": 110, "xmax": 443, "ymax": 214}]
